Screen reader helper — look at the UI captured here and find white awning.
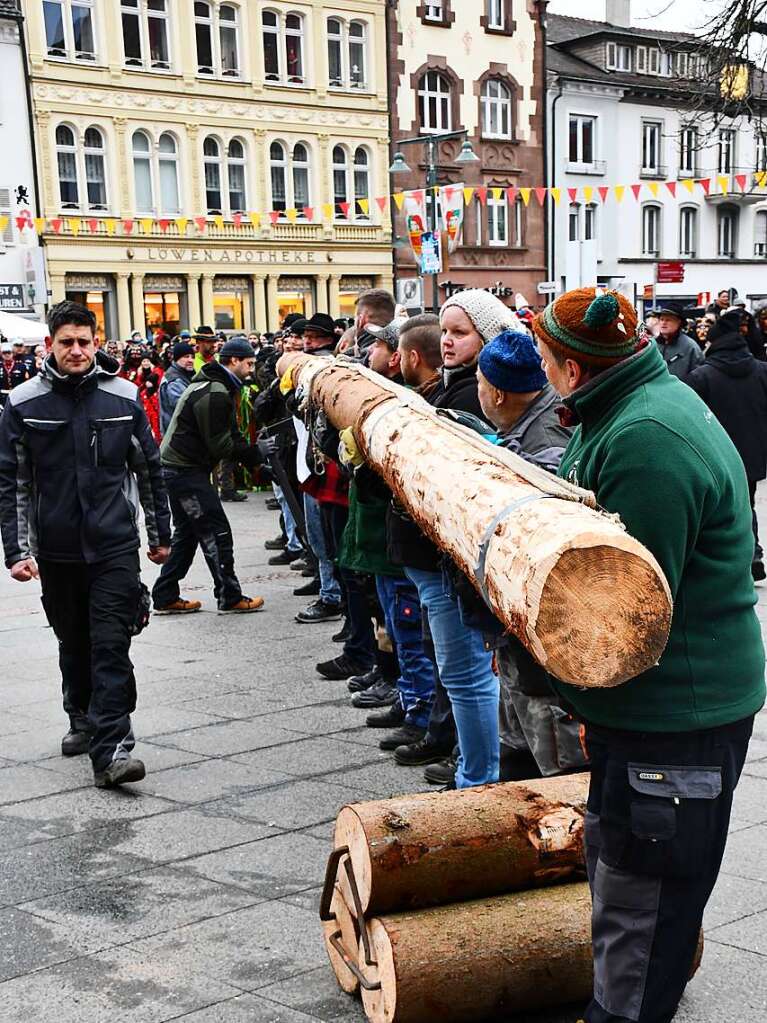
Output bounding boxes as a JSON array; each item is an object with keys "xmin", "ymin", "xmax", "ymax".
[{"xmin": 0, "ymin": 309, "xmax": 48, "ymax": 342}]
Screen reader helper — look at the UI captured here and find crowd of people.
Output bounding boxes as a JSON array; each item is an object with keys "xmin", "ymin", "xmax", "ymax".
[{"xmin": 0, "ymin": 278, "xmax": 765, "ymax": 1023}]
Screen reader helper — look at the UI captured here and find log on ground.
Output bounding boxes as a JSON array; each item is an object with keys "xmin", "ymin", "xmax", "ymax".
[
  {"xmin": 322, "ymin": 880, "xmax": 361, "ymax": 996},
  {"xmin": 334, "ymin": 774, "xmax": 589, "ymax": 916},
  {"xmin": 286, "ymin": 356, "xmax": 672, "ymax": 689},
  {"xmin": 359, "ymin": 882, "xmax": 593, "ymax": 1023}
]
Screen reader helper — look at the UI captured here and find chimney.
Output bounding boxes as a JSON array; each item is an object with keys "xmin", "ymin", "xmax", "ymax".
[{"xmin": 605, "ymin": 0, "xmax": 631, "ymax": 28}]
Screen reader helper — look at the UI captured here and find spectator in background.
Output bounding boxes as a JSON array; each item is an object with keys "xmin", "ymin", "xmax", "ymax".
[
  {"xmin": 739, "ymin": 308, "xmax": 766, "ymax": 361},
  {"xmin": 687, "ymin": 309, "xmax": 767, "ymax": 581},
  {"xmin": 644, "ymin": 311, "xmax": 660, "ymax": 337},
  {"xmin": 655, "ymin": 308, "xmax": 704, "ymax": 380},
  {"xmin": 13, "ymin": 340, "xmax": 36, "ymax": 376},
  {"xmin": 193, "ymin": 326, "xmax": 217, "ymax": 372},
  {"xmin": 706, "ymin": 288, "xmax": 732, "ymax": 318},
  {"xmin": 159, "ymin": 342, "xmax": 195, "ymax": 435}
]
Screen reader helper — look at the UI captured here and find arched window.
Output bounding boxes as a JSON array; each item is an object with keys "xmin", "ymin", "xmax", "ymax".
[
  {"xmin": 481, "ymin": 79, "xmax": 512, "ymax": 139},
  {"xmin": 418, "ymin": 71, "xmax": 451, "ymax": 132},
  {"xmin": 333, "ymin": 145, "xmax": 349, "ymax": 217},
  {"xmin": 327, "ymin": 17, "xmax": 343, "ymax": 87},
  {"xmin": 195, "ymin": 1, "xmax": 240, "ymax": 77},
  {"xmin": 227, "ymin": 138, "xmax": 246, "ymax": 212},
  {"xmin": 270, "ymin": 141, "xmax": 287, "ymax": 212},
  {"xmin": 568, "ymin": 202, "xmax": 580, "ymax": 242},
  {"xmin": 269, "ymin": 140, "xmax": 311, "ymax": 217},
  {"xmin": 349, "ymin": 21, "xmax": 366, "ymax": 88},
  {"xmin": 83, "ymin": 126, "xmax": 107, "ymax": 209},
  {"xmin": 756, "ymin": 209, "xmax": 767, "ymax": 258},
  {"xmin": 717, "ymin": 205, "xmax": 738, "ymax": 258},
  {"xmin": 262, "ymin": 9, "xmax": 304, "ymax": 85},
  {"xmin": 354, "ymin": 147, "xmax": 370, "ymax": 219},
  {"xmin": 679, "ymin": 205, "xmax": 698, "ymax": 258},
  {"xmin": 292, "ymin": 143, "xmax": 310, "ymax": 213},
  {"xmin": 203, "ymin": 136, "xmax": 223, "ymax": 213},
  {"xmin": 642, "ymin": 204, "xmax": 661, "ymax": 256},
  {"xmin": 132, "ymin": 130, "xmax": 154, "ymax": 211},
  {"xmin": 158, "ymin": 133, "xmax": 180, "ymax": 214},
  {"xmin": 56, "ymin": 124, "xmax": 79, "ymax": 208}
]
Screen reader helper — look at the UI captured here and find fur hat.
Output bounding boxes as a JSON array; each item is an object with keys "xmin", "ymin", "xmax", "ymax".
[
  {"xmin": 533, "ymin": 288, "xmax": 640, "ymax": 366},
  {"xmin": 441, "ymin": 289, "xmax": 522, "ymax": 344},
  {"xmin": 479, "ymin": 330, "xmax": 547, "ymax": 393}
]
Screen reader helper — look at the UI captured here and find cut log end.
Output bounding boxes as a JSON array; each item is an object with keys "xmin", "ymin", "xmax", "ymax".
[
  {"xmin": 536, "ymin": 545, "xmax": 673, "ymax": 687},
  {"xmin": 322, "ymin": 884, "xmax": 362, "ymax": 996}
]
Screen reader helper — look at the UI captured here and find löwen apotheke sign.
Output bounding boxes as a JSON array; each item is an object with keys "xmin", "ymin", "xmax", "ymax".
[
  {"xmin": 139, "ymin": 247, "xmax": 324, "ymax": 265},
  {"xmin": 0, "ymin": 284, "xmax": 25, "ymax": 310}
]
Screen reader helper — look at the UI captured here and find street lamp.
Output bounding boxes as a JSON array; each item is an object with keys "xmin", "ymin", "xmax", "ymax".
[{"xmin": 390, "ymin": 129, "xmax": 478, "ymax": 311}]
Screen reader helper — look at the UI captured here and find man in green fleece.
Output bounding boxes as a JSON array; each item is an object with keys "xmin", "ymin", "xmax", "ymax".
[{"xmin": 533, "ymin": 286, "xmax": 765, "ymax": 1023}]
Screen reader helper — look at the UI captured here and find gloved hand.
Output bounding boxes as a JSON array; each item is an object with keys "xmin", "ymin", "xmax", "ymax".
[
  {"xmin": 338, "ymin": 426, "xmax": 364, "ymax": 468},
  {"xmin": 257, "ymin": 435, "xmax": 278, "ymax": 459}
]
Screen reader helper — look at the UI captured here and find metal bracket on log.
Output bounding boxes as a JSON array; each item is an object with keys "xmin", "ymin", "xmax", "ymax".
[{"xmin": 320, "ymin": 845, "xmax": 382, "ymax": 992}]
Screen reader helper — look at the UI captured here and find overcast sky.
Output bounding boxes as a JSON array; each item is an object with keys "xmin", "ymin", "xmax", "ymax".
[{"xmin": 546, "ymin": 0, "xmax": 720, "ymax": 33}]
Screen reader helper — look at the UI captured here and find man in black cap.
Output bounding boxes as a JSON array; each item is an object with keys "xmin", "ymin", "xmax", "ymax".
[
  {"xmin": 656, "ymin": 308, "xmax": 704, "ymax": 381},
  {"xmin": 302, "ymin": 313, "xmax": 338, "ymax": 354},
  {"xmin": 159, "ymin": 341, "xmax": 195, "ymax": 435},
  {"xmin": 152, "ymin": 337, "xmax": 270, "ymax": 614}
]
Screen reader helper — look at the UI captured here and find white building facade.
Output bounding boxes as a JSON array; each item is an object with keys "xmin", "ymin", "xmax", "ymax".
[
  {"xmin": 0, "ymin": 1, "xmax": 43, "ymax": 318},
  {"xmin": 548, "ymin": 4, "xmax": 767, "ymax": 314}
]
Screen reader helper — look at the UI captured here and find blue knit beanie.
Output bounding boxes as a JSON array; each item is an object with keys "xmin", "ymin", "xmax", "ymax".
[{"xmin": 478, "ymin": 329, "xmax": 547, "ymax": 393}]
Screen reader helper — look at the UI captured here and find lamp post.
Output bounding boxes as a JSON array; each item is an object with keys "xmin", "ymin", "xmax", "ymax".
[{"xmin": 389, "ymin": 130, "xmax": 479, "ymax": 312}]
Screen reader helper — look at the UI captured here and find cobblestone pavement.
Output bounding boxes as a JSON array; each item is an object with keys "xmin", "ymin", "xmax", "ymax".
[{"xmin": 1, "ymin": 491, "xmax": 766, "ymax": 1023}]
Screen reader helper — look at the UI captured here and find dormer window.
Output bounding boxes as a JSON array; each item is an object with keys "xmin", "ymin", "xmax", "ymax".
[{"xmin": 606, "ymin": 41, "xmax": 631, "ymax": 72}]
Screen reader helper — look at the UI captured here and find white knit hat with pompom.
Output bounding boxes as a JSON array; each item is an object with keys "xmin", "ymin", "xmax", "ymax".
[{"xmin": 441, "ymin": 289, "xmax": 524, "ymax": 344}]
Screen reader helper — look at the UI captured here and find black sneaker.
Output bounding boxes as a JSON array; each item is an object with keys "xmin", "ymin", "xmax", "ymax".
[
  {"xmin": 333, "ymin": 620, "xmax": 351, "ymax": 643},
  {"xmin": 290, "ymin": 558, "xmax": 309, "ymax": 571},
  {"xmin": 220, "ymin": 491, "xmax": 248, "ymax": 502},
  {"xmin": 752, "ymin": 560, "xmax": 766, "ymax": 582},
  {"xmin": 61, "ymin": 727, "xmax": 92, "ymax": 757},
  {"xmin": 366, "ymin": 702, "xmax": 406, "ymax": 729},
  {"xmin": 93, "ymin": 756, "xmax": 146, "ymax": 789},
  {"xmin": 394, "ymin": 737, "xmax": 455, "ymax": 767},
  {"xmin": 380, "ymin": 725, "xmax": 426, "ymax": 751},
  {"xmin": 424, "ymin": 755, "xmax": 457, "ymax": 786},
  {"xmin": 268, "ymin": 548, "xmax": 303, "ymax": 566},
  {"xmin": 348, "ymin": 667, "xmax": 383, "ymax": 693},
  {"xmin": 264, "ymin": 536, "xmax": 286, "ymax": 551},
  {"xmin": 295, "ymin": 600, "xmax": 343, "ymax": 624},
  {"xmin": 351, "ymin": 679, "xmax": 398, "ymax": 709},
  {"xmin": 265, "ymin": 497, "xmax": 281, "ymax": 510},
  {"xmin": 293, "ymin": 578, "xmax": 320, "ymax": 597},
  {"xmin": 317, "ymin": 655, "xmax": 372, "ymax": 681}
]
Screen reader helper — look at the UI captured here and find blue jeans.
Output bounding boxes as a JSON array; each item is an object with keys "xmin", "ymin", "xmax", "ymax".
[
  {"xmin": 405, "ymin": 567, "xmax": 499, "ymax": 788},
  {"xmin": 375, "ymin": 575, "xmax": 435, "ymax": 728},
  {"xmin": 273, "ymin": 484, "xmax": 302, "ymax": 554},
  {"xmin": 303, "ymin": 493, "xmax": 341, "ymax": 605}
]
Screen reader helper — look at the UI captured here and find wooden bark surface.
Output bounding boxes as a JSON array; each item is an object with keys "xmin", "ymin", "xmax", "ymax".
[
  {"xmin": 334, "ymin": 774, "xmax": 589, "ymax": 916},
  {"xmin": 322, "ymin": 883, "xmax": 361, "ymax": 996},
  {"xmin": 359, "ymin": 883, "xmax": 593, "ymax": 1023},
  {"xmin": 286, "ymin": 356, "xmax": 672, "ymax": 688}
]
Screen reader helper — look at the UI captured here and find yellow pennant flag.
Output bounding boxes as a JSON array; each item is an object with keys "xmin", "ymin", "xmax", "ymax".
[
  {"xmin": 34, "ymin": 217, "xmax": 45, "ymax": 234},
  {"xmin": 681, "ymin": 179, "xmax": 695, "ymax": 194},
  {"xmin": 213, "ymin": 215, "xmax": 225, "ymax": 230},
  {"xmin": 248, "ymin": 212, "xmax": 261, "ymax": 229},
  {"xmin": 491, "ymin": 187, "xmax": 504, "ymax": 201},
  {"xmin": 393, "ymin": 192, "xmax": 405, "ymax": 210},
  {"xmin": 647, "ymin": 182, "xmax": 659, "ymax": 198},
  {"xmin": 550, "ymin": 187, "xmax": 561, "ymax": 206},
  {"xmin": 718, "ymin": 175, "xmax": 729, "ymax": 195},
  {"xmin": 613, "ymin": 185, "xmax": 626, "ymax": 203},
  {"xmin": 322, "ymin": 203, "xmax": 334, "ymax": 220},
  {"xmin": 286, "ymin": 208, "xmax": 298, "ymax": 223},
  {"xmin": 105, "ymin": 218, "xmax": 117, "ymax": 236},
  {"xmin": 583, "ymin": 186, "xmax": 594, "ymax": 204},
  {"xmin": 175, "ymin": 217, "xmax": 188, "ymax": 235},
  {"xmin": 140, "ymin": 217, "xmax": 154, "ymax": 234},
  {"xmin": 755, "ymin": 171, "xmax": 767, "ymax": 188},
  {"xmin": 0, "ymin": 215, "xmax": 8, "ymax": 234},
  {"xmin": 68, "ymin": 217, "xmax": 81, "ymax": 236},
  {"xmin": 358, "ymin": 197, "xmax": 370, "ymax": 216},
  {"xmin": 463, "ymin": 186, "xmax": 475, "ymax": 204},
  {"xmin": 519, "ymin": 187, "xmax": 531, "ymax": 206}
]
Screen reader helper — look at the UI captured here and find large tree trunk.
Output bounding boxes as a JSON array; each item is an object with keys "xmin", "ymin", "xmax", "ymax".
[
  {"xmin": 334, "ymin": 774, "xmax": 589, "ymax": 916},
  {"xmin": 359, "ymin": 883, "xmax": 593, "ymax": 1023},
  {"xmin": 283, "ymin": 356, "xmax": 672, "ymax": 688}
]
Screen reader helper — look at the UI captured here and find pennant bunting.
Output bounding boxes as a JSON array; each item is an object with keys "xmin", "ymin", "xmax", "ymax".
[
  {"xmin": 598, "ymin": 186, "xmax": 609, "ymax": 203},
  {"xmin": 520, "ymin": 187, "xmax": 531, "ymax": 206},
  {"xmin": 212, "ymin": 215, "xmax": 225, "ymax": 230},
  {"xmin": 583, "ymin": 186, "xmax": 594, "ymax": 204},
  {"xmin": 463, "ymin": 186, "xmax": 475, "ymax": 204},
  {"xmin": 158, "ymin": 218, "xmax": 170, "ymax": 233},
  {"xmin": 122, "ymin": 218, "xmax": 134, "ymax": 234},
  {"xmin": 358, "ymin": 198, "xmax": 370, "ymax": 215},
  {"xmin": 647, "ymin": 182, "xmax": 660, "ymax": 198},
  {"xmin": 140, "ymin": 217, "xmax": 154, "ymax": 234},
  {"xmin": 614, "ymin": 185, "xmax": 625, "ymax": 203},
  {"xmin": 0, "ymin": 215, "xmax": 9, "ymax": 234},
  {"xmin": 717, "ymin": 175, "xmax": 729, "ymax": 195},
  {"xmin": 681, "ymin": 179, "xmax": 695, "ymax": 194},
  {"xmin": 68, "ymin": 218, "xmax": 81, "ymax": 236},
  {"xmin": 194, "ymin": 216, "xmax": 207, "ymax": 231},
  {"xmin": 286, "ymin": 208, "xmax": 299, "ymax": 223},
  {"xmin": 699, "ymin": 178, "xmax": 711, "ymax": 195},
  {"xmin": 756, "ymin": 171, "xmax": 767, "ymax": 188},
  {"xmin": 303, "ymin": 206, "xmax": 315, "ymax": 221},
  {"xmin": 476, "ymin": 186, "xmax": 488, "ymax": 205},
  {"xmin": 34, "ymin": 217, "xmax": 45, "ymax": 234},
  {"xmin": 631, "ymin": 184, "xmax": 642, "ymax": 200},
  {"xmin": 411, "ymin": 190, "xmax": 424, "ymax": 204},
  {"xmin": 15, "ymin": 216, "xmax": 29, "ymax": 231},
  {"xmin": 87, "ymin": 218, "xmax": 98, "ymax": 234},
  {"xmin": 175, "ymin": 217, "xmax": 188, "ymax": 235},
  {"xmin": 735, "ymin": 173, "xmax": 748, "ymax": 191},
  {"xmin": 248, "ymin": 212, "xmax": 261, "ymax": 229},
  {"xmin": 507, "ymin": 186, "xmax": 517, "ymax": 205},
  {"xmin": 393, "ymin": 192, "xmax": 405, "ymax": 210},
  {"xmin": 567, "ymin": 188, "xmax": 578, "ymax": 202},
  {"xmin": 232, "ymin": 212, "xmax": 243, "ymax": 227},
  {"xmin": 105, "ymin": 218, "xmax": 117, "ymax": 235},
  {"xmin": 534, "ymin": 186, "xmax": 547, "ymax": 206},
  {"xmin": 321, "ymin": 203, "xmax": 334, "ymax": 220},
  {"xmin": 269, "ymin": 211, "xmax": 280, "ymax": 225},
  {"xmin": 491, "ymin": 187, "xmax": 504, "ymax": 201},
  {"xmin": 550, "ymin": 187, "xmax": 561, "ymax": 205},
  {"xmin": 51, "ymin": 218, "xmax": 63, "ymax": 234},
  {"xmin": 665, "ymin": 181, "xmax": 677, "ymax": 198},
  {"xmin": 375, "ymin": 196, "xmax": 388, "ymax": 213},
  {"xmin": 339, "ymin": 201, "xmax": 351, "ymax": 218}
]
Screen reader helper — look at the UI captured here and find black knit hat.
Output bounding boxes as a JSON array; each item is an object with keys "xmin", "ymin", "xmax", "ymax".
[
  {"xmin": 173, "ymin": 341, "xmax": 195, "ymax": 360},
  {"xmin": 220, "ymin": 337, "xmax": 255, "ymax": 360}
]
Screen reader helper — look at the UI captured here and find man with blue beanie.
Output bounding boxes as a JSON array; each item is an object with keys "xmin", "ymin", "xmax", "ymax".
[{"xmin": 476, "ymin": 329, "xmax": 587, "ymax": 780}]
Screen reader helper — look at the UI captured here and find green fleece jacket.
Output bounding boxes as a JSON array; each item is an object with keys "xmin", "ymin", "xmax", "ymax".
[{"xmin": 554, "ymin": 341, "xmax": 765, "ymax": 732}]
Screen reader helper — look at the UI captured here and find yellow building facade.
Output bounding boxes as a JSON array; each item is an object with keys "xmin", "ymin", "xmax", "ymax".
[{"xmin": 23, "ymin": 0, "xmax": 392, "ymax": 338}]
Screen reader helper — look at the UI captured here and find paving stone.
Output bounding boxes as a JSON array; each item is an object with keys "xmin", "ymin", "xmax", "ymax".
[
  {"xmin": 673, "ymin": 939, "xmax": 767, "ymax": 1022},
  {"xmin": 36, "ymin": 743, "xmax": 207, "ymax": 779},
  {"xmin": 708, "ymin": 908, "xmax": 767, "ymax": 956},
  {"xmin": 151, "ymin": 719, "xmax": 300, "ymax": 757},
  {"xmin": 0, "ymin": 815, "xmax": 44, "ymax": 853},
  {"xmin": 139, "ymin": 758, "xmax": 292, "ymax": 804},
  {"xmin": 23, "ymin": 863, "xmax": 261, "ymax": 952},
  {"xmin": 0, "ymin": 763, "xmax": 81, "ymax": 806},
  {"xmin": 0, "ymin": 723, "xmax": 84, "ymax": 763},
  {"xmin": 182, "ymin": 831, "xmax": 328, "ymax": 898},
  {"xmin": 324, "ymin": 761, "xmax": 431, "ymax": 798},
  {"xmin": 256, "ymin": 705, "xmax": 374, "ymax": 738},
  {"xmin": 0, "ymin": 906, "xmax": 89, "ymax": 982},
  {"xmin": 2, "ymin": 786, "xmax": 176, "ymax": 840},
  {"xmin": 131, "ymin": 704, "xmax": 230, "ymax": 737},
  {"xmin": 229, "ymin": 737, "xmax": 383, "ymax": 778},
  {"xmin": 325, "ymin": 727, "xmax": 386, "ymax": 749},
  {"xmin": 158, "ymin": 993, "xmax": 324, "ymax": 1022},
  {"xmin": 730, "ymin": 774, "xmax": 767, "ymax": 826},
  {"xmin": 256, "ymin": 967, "xmax": 365, "ymax": 1022},
  {"xmin": 206, "ymin": 778, "xmax": 377, "ymax": 831},
  {"xmin": 278, "ymin": 887, "xmax": 322, "ymax": 913},
  {"xmin": 721, "ymin": 824, "xmax": 767, "ymax": 883},
  {"xmin": 705, "ymin": 872, "xmax": 767, "ymax": 929}
]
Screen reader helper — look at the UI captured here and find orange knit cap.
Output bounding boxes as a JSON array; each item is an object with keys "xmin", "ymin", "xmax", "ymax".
[{"xmin": 533, "ymin": 287, "xmax": 641, "ymax": 367}]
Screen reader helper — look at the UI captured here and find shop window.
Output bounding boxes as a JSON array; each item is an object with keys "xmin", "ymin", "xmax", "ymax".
[
  {"xmin": 213, "ymin": 279, "xmax": 248, "ymax": 330},
  {"xmin": 195, "ymin": 1, "xmax": 240, "ymax": 78},
  {"xmin": 55, "ymin": 123, "xmax": 109, "ymax": 212},
  {"xmin": 43, "ymin": 0, "xmax": 96, "ymax": 61},
  {"xmin": 144, "ymin": 290, "xmax": 181, "ymax": 336},
  {"xmin": 482, "ymin": 79, "xmax": 513, "ymax": 139},
  {"xmin": 262, "ymin": 9, "xmax": 305, "ymax": 85},
  {"xmin": 121, "ymin": 0, "xmax": 171, "ymax": 71},
  {"xmin": 418, "ymin": 71, "xmax": 452, "ymax": 132}
]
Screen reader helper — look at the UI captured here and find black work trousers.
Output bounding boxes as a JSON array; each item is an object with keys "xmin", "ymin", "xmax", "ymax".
[
  {"xmin": 321, "ymin": 501, "xmax": 376, "ymax": 669},
  {"xmin": 152, "ymin": 469, "xmax": 241, "ymax": 610},
  {"xmin": 38, "ymin": 553, "xmax": 142, "ymax": 772},
  {"xmin": 747, "ymin": 479, "xmax": 763, "ymax": 563},
  {"xmin": 583, "ymin": 714, "xmax": 754, "ymax": 1023}
]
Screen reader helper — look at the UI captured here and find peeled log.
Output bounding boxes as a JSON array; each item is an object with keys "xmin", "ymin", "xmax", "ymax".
[
  {"xmin": 359, "ymin": 883, "xmax": 593, "ymax": 1023},
  {"xmin": 334, "ymin": 774, "xmax": 589, "ymax": 917},
  {"xmin": 322, "ymin": 881, "xmax": 361, "ymax": 996},
  {"xmin": 286, "ymin": 356, "xmax": 672, "ymax": 688}
]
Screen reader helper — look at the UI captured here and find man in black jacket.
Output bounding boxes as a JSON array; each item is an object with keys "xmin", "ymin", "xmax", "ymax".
[
  {"xmin": 152, "ymin": 337, "xmax": 269, "ymax": 614},
  {"xmin": 687, "ymin": 310, "xmax": 767, "ymax": 580},
  {"xmin": 0, "ymin": 301, "xmax": 172, "ymax": 787}
]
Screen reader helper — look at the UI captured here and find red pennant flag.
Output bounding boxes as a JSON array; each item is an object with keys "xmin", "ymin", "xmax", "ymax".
[
  {"xmin": 735, "ymin": 173, "xmax": 748, "ymax": 191},
  {"xmin": 375, "ymin": 196, "xmax": 388, "ymax": 213},
  {"xmin": 505, "ymin": 186, "xmax": 517, "ymax": 205},
  {"xmin": 269, "ymin": 211, "xmax": 280, "ymax": 225},
  {"xmin": 302, "ymin": 206, "xmax": 314, "ymax": 221},
  {"xmin": 87, "ymin": 218, "xmax": 98, "ymax": 233},
  {"xmin": 699, "ymin": 178, "xmax": 711, "ymax": 195},
  {"xmin": 567, "ymin": 188, "xmax": 578, "ymax": 202},
  {"xmin": 598, "ymin": 186, "xmax": 610, "ymax": 203},
  {"xmin": 534, "ymin": 187, "xmax": 548, "ymax": 206},
  {"xmin": 411, "ymin": 190, "xmax": 425, "ymax": 203},
  {"xmin": 158, "ymin": 218, "xmax": 170, "ymax": 233},
  {"xmin": 339, "ymin": 201, "xmax": 351, "ymax": 218},
  {"xmin": 665, "ymin": 181, "xmax": 677, "ymax": 198},
  {"xmin": 51, "ymin": 218, "xmax": 63, "ymax": 234},
  {"xmin": 476, "ymin": 187, "xmax": 488, "ymax": 205},
  {"xmin": 15, "ymin": 216, "xmax": 28, "ymax": 230},
  {"xmin": 123, "ymin": 219, "xmax": 134, "ymax": 234},
  {"xmin": 232, "ymin": 212, "xmax": 243, "ymax": 227},
  {"xmin": 631, "ymin": 184, "xmax": 642, "ymax": 200},
  {"xmin": 194, "ymin": 216, "xmax": 207, "ymax": 231}
]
